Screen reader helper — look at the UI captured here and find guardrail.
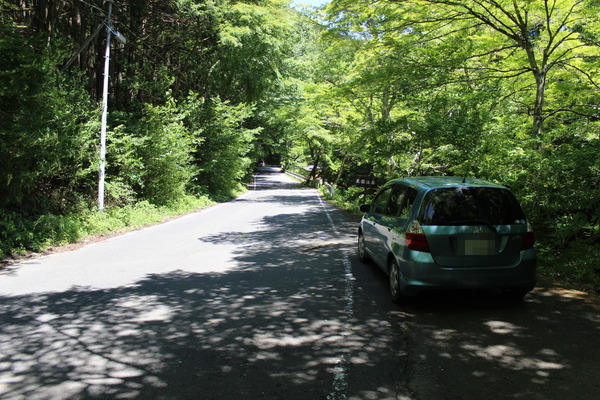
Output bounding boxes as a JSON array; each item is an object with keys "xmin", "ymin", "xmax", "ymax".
[
  {"xmin": 323, "ymin": 182, "xmax": 335, "ymax": 198},
  {"xmin": 285, "ymin": 169, "xmax": 336, "ymax": 198},
  {"xmin": 286, "ymin": 170, "xmax": 306, "ymax": 181}
]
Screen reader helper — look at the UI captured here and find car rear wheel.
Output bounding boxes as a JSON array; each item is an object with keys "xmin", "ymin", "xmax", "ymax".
[
  {"xmin": 389, "ymin": 259, "xmax": 408, "ymax": 303},
  {"xmin": 503, "ymin": 288, "xmax": 530, "ymax": 302},
  {"xmin": 358, "ymin": 232, "xmax": 370, "ymax": 263}
]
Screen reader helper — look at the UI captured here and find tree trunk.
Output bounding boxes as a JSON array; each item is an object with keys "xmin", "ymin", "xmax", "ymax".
[
  {"xmin": 334, "ymin": 153, "xmax": 350, "ymax": 186},
  {"xmin": 532, "ymin": 70, "xmax": 546, "ymax": 138},
  {"xmin": 305, "ymin": 151, "xmax": 321, "ymax": 186}
]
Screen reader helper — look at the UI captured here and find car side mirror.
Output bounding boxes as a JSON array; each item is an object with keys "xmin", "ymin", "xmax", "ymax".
[{"xmin": 359, "ymin": 204, "xmax": 370, "ymax": 213}]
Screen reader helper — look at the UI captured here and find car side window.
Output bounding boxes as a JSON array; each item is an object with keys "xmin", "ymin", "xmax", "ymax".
[
  {"xmin": 371, "ymin": 188, "xmax": 392, "ymax": 214},
  {"xmin": 386, "ymin": 186, "xmax": 404, "ymax": 216},
  {"xmin": 398, "ymin": 187, "xmax": 418, "ymax": 219}
]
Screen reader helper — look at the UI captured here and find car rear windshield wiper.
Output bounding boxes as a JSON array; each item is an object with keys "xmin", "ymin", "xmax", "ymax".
[{"xmin": 444, "ymin": 220, "xmax": 498, "ymax": 233}]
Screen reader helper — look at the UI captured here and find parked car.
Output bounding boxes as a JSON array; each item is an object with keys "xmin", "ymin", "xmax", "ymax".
[{"xmin": 358, "ymin": 177, "xmax": 537, "ymax": 303}]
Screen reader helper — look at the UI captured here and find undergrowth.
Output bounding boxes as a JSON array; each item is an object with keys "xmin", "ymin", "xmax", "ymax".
[
  {"xmin": 0, "ymin": 195, "xmax": 214, "ymax": 261},
  {"xmin": 537, "ymin": 242, "xmax": 600, "ymax": 294}
]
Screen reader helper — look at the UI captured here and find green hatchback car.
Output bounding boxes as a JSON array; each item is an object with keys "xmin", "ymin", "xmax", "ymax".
[{"xmin": 358, "ymin": 177, "xmax": 537, "ymax": 302}]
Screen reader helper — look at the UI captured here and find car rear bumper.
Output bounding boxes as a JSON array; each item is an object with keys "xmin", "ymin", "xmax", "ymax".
[{"xmin": 397, "ymin": 251, "xmax": 537, "ymax": 294}]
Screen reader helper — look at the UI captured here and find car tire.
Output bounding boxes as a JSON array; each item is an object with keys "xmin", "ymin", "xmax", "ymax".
[
  {"xmin": 503, "ymin": 288, "xmax": 530, "ymax": 302},
  {"xmin": 358, "ymin": 232, "xmax": 371, "ymax": 263},
  {"xmin": 389, "ymin": 258, "xmax": 409, "ymax": 303}
]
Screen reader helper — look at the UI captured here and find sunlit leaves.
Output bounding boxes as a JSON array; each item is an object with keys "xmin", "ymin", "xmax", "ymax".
[
  {"xmin": 312, "ymin": 0, "xmax": 599, "ymax": 254},
  {"xmin": 325, "ymin": 0, "xmax": 600, "ymax": 137},
  {"xmin": 192, "ymin": 97, "xmax": 261, "ymax": 196},
  {"xmin": 214, "ymin": 0, "xmax": 294, "ymax": 102}
]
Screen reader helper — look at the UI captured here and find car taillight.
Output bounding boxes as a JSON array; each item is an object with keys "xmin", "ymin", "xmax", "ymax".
[
  {"xmin": 522, "ymin": 221, "xmax": 535, "ymax": 250},
  {"xmin": 406, "ymin": 221, "xmax": 430, "ymax": 252},
  {"xmin": 522, "ymin": 232, "xmax": 535, "ymax": 250}
]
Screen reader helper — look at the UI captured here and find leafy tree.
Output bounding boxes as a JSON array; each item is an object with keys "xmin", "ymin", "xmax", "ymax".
[
  {"xmin": 189, "ymin": 96, "xmax": 261, "ymax": 197},
  {"xmin": 107, "ymin": 96, "xmax": 196, "ymax": 206},
  {"xmin": 0, "ymin": 25, "xmax": 97, "ymax": 214},
  {"xmin": 321, "ymin": 0, "xmax": 599, "ymax": 260},
  {"xmin": 214, "ymin": 0, "xmax": 293, "ymax": 103},
  {"xmin": 327, "ymin": 0, "xmax": 600, "ymax": 137}
]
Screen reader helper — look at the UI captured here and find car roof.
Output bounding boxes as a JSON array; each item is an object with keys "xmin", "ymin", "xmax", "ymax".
[{"xmin": 386, "ymin": 176, "xmax": 507, "ymax": 190}]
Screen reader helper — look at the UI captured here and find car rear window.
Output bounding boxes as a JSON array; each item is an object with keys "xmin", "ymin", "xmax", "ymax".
[{"xmin": 418, "ymin": 187, "xmax": 527, "ymax": 226}]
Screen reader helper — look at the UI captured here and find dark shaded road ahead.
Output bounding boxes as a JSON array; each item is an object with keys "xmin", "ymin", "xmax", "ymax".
[{"xmin": 1, "ymin": 169, "xmax": 599, "ymax": 399}]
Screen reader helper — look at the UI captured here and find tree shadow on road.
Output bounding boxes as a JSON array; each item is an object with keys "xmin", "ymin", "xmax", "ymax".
[
  {"xmin": 2, "ymin": 171, "xmax": 598, "ymax": 400},
  {"xmin": 0, "ymin": 185, "xmax": 407, "ymax": 400},
  {"xmin": 360, "ymin": 265, "xmax": 600, "ymax": 400}
]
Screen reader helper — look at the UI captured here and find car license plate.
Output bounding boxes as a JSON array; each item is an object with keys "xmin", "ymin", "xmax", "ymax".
[{"xmin": 459, "ymin": 234, "xmax": 496, "ymax": 256}]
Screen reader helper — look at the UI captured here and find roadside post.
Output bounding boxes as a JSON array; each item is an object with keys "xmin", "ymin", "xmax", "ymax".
[
  {"xmin": 98, "ymin": 0, "xmax": 127, "ymax": 212},
  {"xmin": 355, "ymin": 175, "xmax": 378, "ymax": 202}
]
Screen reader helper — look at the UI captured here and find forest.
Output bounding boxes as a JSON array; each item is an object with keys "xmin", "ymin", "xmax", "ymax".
[{"xmin": 0, "ymin": 0, "xmax": 598, "ymax": 289}]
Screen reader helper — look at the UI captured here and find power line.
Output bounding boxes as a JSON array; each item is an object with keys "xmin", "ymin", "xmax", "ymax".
[
  {"xmin": 61, "ymin": 22, "xmax": 104, "ymax": 70},
  {"xmin": 76, "ymin": 0, "xmax": 106, "ymax": 15}
]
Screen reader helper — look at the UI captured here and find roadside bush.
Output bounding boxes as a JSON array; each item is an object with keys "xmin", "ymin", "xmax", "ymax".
[
  {"xmin": 188, "ymin": 97, "xmax": 260, "ymax": 198},
  {"xmin": 0, "ymin": 211, "xmax": 85, "ymax": 257},
  {"xmin": 84, "ymin": 195, "xmax": 215, "ymax": 236},
  {"xmin": 321, "ymin": 185, "xmax": 373, "ymax": 213},
  {"xmin": 0, "ymin": 30, "xmax": 98, "ymax": 215},
  {"xmin": 0, "ymin": 195, "xmax": 215, "ymax": 261},
  {"xmin": 107, "ymin": 97, "xmax": 196, "ymax": 207},
  {"xmin": 32, "ymin": 214, "xmax": 86, "ymax": 248}
]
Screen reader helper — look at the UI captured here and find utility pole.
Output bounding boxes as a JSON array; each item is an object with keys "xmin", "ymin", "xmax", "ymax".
[
  {"xmin": 97, "ymin": 1, "xmax": 126, "ymax": 212},
  {"xmin": 98, "ymin": 0, "xmax": 114, "ymax": 212}
]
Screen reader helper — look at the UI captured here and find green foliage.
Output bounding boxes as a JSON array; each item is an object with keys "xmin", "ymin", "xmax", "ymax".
[
  {"xmin": 0, "ymin": 0, "xmax": 297, "ymax": 258},
  {"xmin": 308, "ymin": 0, "xmax": 600, "ymax": 290},
  {"xmin": 321, "ymin": 185, "xmax": 373, "ymax": 212},
  {"xmin": 85, "ymin": 201, "xmax": 166, "ymax": 234},
  {"xmin": 191, "ymin": 97, "xmax": 260, "ymax": 197},
  {"xmin": 0, "ymin": 195, "xmax": 215, "ymax": 260},
  {"xmin": 108, "ymin": 97, "xmax": 196, "ymax": 206},
  {"xmin": 83, "ymin": 194, "xmax": 214, "ymax": 237},
  {"xmin": 0, "ymin": 210, "xmax": 86, "ymax": 257},
  {"xmin": 538, "ymin": 242, "xmax": 600, "ymax": 292},
  {"xmin": 0, "ymin": 27, "xmax": 98, "ymax": 214},
  {"xmin": 216, "ymin": 0, "xmax": 293, "ymax": 102}
]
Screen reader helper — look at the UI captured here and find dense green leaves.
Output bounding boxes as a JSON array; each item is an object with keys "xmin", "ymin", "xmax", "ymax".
[
  {"xmin": 191, "ymin": 97, "xmax": 260, "ymax": 197},
  {"xmin": 0, "ymin": 27, "xmax": 98, "ymax": 214},
  {"xmin": 107, "ymin": 97, "xmax": 196, "ymax": 206}
]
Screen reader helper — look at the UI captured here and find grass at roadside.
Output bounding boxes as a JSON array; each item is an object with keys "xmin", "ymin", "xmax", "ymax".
[
  {"xmin": 537, "ymin": 243, "xmax": 600, "ymax": 295},
  {"xmin": 0, "ymin": 194, "xmax": 215, "ymax": 264}
]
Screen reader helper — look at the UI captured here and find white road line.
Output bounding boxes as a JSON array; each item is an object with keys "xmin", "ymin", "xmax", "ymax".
[{"xmin": 316, "ymin": 193, "xmax": 355, "ymax": 400}]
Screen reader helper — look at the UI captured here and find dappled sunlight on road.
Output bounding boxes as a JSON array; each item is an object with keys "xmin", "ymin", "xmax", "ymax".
[
  {"xmin": 2, "ymin": 169, "xmax": 598, "ymax": 399},
  {"xmin": 396, "ymin": 286, "xmax": 600, "ymax": 400},
  {"xmin": 0, "ymin": 171, "xmax": 409, "ymax": 399},
  {"xmin": 0, "ymin": 263, "xmax": 406, "ymax": 399}
]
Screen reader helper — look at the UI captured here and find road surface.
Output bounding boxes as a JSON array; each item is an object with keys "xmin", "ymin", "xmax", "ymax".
[{"xmin": 1, "ymin": 168, "xmax": 599, "ymax": 399}]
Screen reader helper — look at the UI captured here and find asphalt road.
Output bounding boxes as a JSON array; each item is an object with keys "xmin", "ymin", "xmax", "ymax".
[{"xmin": 1, "ymin": 168, "xmax": 599, "ymax": 400}]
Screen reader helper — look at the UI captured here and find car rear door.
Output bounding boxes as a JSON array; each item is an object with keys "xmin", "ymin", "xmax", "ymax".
[{"xmin": 418, "ymin": 187, "xmax": 529, "ymax": 268}]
